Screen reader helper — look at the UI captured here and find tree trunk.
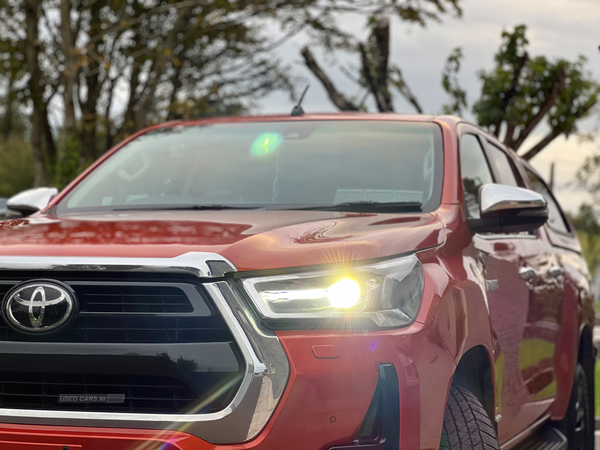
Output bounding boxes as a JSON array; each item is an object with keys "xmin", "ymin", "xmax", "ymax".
[
  {"xmin": 79, "ymin": 0, "xmax": 104, "ymax": 163},
  {"xmin": 103, "ymin": 76, "xmax": 120, "ymax": 151},
  {"xmin": 58, "ymin": 0, "xmax": 78, "ymax": 157},
  {"xmin": 122, "ymin": 65, "xmax": 141, "ymax": 138},
  {"xmin": 372, "ymin": 17, "xmax": 393, "ymax": 111},
  {"xmin": 24, "ymin": 0, "xmax": 50, "ymax": 186},
  {"xmin": 79, "ymin": 65, "xmax": 102, "ymax": 162},
  {"xmin": 30, "ymin": 107, "xmax": 47, "ymax": 187},
  {"xmin": 359, "ymin": 42, "xmax": 392, "ymax": 112},
  {"xmin": 166, "ymin": 66, "xmax": 184, "ymax": 121}
]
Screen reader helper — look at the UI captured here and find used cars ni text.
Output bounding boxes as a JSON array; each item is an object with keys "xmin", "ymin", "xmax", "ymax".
[{"xmin": 0, "ymin": 114, "xmax": 594, "ymax": 450}]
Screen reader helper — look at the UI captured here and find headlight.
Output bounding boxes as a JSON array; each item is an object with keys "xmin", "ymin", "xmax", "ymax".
[{"xmin": 242, "ymin": 254, "xmax": 423, "ymax": 328}]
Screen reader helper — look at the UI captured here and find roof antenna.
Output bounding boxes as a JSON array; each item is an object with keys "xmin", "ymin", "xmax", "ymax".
[{"xmin": 291, "ymin": 85, "xmax": 309, "ymax": 116}]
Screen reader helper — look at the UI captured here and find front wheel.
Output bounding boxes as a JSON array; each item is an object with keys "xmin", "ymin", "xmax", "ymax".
[
  {"xmin": 557, "ymin": 363, "xmax": 594, "ymax": 450},
  {"xmin": 439, "ymin": 385, "xmax": 500, "ymax": 450}
]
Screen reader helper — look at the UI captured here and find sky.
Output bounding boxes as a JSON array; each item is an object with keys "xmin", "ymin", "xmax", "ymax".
[{"xmin": 255, "ymin": 0, "xmax": 600, "ymax": 215}]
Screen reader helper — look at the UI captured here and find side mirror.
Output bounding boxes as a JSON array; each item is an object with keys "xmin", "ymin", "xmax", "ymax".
[
  {"xmin": 5, "ymin": 187, "xmax": 59, "ymax": 219},
  {"xmin": 469, "ymin": 184, "xmax": 548, "ymax": 234}
]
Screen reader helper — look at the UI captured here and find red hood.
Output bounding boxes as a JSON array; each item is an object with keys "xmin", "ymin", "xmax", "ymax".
[{"xmin": 0, "ymin": 210, "xmax": 445, "ymax": 271}]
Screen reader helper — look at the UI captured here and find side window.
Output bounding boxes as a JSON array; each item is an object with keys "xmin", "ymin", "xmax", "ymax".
[
  {"xmin": 460, "ymin": 134, "xmax": 494, "ymax": 219},
  {"xmin": 485, "ymin": 142, "xmax": 520, "ymax": 187},
  {"xmin": 525, "ymin": 169, "xmax": 571, "ymax": 235}
]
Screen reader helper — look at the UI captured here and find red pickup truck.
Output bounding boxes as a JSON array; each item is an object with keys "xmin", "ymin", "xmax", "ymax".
[{"xmin": 0, "ymin": 114, "xmax": 594, "ymax": 450}]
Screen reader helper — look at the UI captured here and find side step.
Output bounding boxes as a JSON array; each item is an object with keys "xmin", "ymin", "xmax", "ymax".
[{"xmin": 517, "ymin": 427, "xmax": 568, "ymax": 450}]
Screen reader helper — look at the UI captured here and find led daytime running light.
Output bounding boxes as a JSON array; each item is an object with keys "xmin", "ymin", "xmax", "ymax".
[{"xmin": 260, "ymin": 278, "xmax": 361, "ymax": 309}]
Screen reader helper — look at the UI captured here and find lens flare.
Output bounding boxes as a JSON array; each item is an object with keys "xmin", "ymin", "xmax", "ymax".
[
  {"xmin": 251, "ymin": 132, "xmax": 283, "ymax": 157},
  {"xmin": 328, "ymin": 278, "xmax": 361, "ymax": 308}
]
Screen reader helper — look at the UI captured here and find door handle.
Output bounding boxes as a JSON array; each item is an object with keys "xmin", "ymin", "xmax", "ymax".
[
  {"xmin": 549, "ymin": 266, "xmax": 564, "ymax": 278},
  {"xmin": 519, "ymin": 267, "xmax": 537, "ymax": 281}
]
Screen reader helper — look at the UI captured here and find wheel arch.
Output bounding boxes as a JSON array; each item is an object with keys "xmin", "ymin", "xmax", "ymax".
[
  {"xmin": 578, "ymin": 324, "xmax": 595, "ymax": 414},
  {"xmin": 451, "ymin": 345, "xmax": 496, "ymax": 432}
]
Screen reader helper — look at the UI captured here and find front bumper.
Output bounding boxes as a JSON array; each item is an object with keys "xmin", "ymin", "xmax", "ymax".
[{"xmin": 0, "ymin": 322, "xmax": 455, "ymax": 450}]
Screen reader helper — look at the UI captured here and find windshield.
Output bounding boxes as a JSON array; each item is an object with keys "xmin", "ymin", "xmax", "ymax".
[{"xmin": 56, "ymin": 120, "xmax": 444, "ymax": 214}]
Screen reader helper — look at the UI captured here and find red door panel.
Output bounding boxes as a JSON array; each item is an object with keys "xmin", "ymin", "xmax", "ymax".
[
  {"xmin": 473, "ymin": 235, "xmax": 538, "ymax": 444},
  {"xmin": 518, "ymin": 237, "xmax": 563, "ymax": 409}
]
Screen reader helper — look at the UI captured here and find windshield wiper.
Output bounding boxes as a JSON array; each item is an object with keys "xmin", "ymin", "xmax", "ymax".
[
  {"xmin": 283, "ymin": 201, "xmax": 423, "ymax": 212},
  {"xmin": 112, "ymin": 204, "xmax": 262, "ymax": 211}
]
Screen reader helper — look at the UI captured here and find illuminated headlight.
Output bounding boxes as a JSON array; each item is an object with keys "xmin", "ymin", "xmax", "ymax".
[{"xmin": 242, "ymin": 254, "xmax": 423, "ymax": 328}]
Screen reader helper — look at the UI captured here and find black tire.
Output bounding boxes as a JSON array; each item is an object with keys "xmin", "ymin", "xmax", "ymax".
[
  {"xmin": 439, "ymin": 385, "xmax": 500, "ymax": 450},
  {"xmin": 557, "ymin": 363, "xmax": 594, "ymax": 450}
]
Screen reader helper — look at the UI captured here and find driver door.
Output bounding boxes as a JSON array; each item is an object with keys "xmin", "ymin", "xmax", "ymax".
[{"xmin": 458, "ymin": 129, "xmax": 539, "ymax": 443}]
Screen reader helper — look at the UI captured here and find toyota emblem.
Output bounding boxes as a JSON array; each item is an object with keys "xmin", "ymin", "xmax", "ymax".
[{"xmin": 2, "ymin": 280, "xmax": 78, "ymax": 334}]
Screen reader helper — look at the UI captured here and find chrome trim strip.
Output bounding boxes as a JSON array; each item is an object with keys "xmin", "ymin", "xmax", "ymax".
[
  {"xmin": 476, "ymin": 233, "xmax": 538, "ymax": 240},
  {"xmin": 0, "ymin": 252, "xmax": 289, "ymax": 444},
  {"xmin": 0, "ymin": 252, "xmax": 235, "ymax": 278}
]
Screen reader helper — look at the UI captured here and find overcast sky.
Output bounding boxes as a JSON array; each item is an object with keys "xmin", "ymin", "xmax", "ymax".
[{"xmin": 256, "ymin": 0, "xmax": 600, "ymax": 215}]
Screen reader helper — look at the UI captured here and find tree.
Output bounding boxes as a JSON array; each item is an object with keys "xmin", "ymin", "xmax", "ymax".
[
  {"xmin": 1, "ymin": 0, "xmax": 465, "ymax": 191},
  {"xmin": 300, "ymin": 1, "xmax": 461, "ymax": 113},
  {"xmin": 305, "ymin": 20, "xmax": 599, "ymax": 163},
  {"xmin": 471, "ymin": 25, "xmax": 600, "ymax": 161},
  {"xmin": 0, "ymin": 0, "xmax": 295, "ymax": 188}
]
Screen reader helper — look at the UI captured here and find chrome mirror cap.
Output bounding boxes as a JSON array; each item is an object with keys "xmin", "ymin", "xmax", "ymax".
[
  {"xmin": 470, "ymin": 184, "xmax": 548, "ymax": 234},
  {"xmin": 6, "ymin": 187, "xmax": 59, "ymax": 218},
  {"xmin": 480, "ymin": 184, "xmax": 547, "ymax": 218}
]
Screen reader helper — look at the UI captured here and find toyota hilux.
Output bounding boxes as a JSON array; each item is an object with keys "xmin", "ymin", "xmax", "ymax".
[{"xmin": 0, "ymin": 114, "xmax": 594, "ymax": 450}]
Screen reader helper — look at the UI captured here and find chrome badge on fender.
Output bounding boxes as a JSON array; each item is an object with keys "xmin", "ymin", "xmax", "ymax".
[{"xmin": 2, "ymin": 281, "xmax": 78, "ymax": 334}]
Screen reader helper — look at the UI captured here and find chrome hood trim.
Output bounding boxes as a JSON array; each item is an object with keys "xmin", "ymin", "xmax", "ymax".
[{"xmin": 0, "ymin": 252, "xmax": 236, "ymax": 278}]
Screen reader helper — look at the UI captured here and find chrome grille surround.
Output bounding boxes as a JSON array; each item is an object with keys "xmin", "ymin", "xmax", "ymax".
[{"xmin": 0, "ymin": 252, "xmax": 290, "ymax": 444}]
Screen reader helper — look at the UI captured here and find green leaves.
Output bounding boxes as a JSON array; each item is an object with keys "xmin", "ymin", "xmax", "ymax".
[
  {"xmin": 441, "ymin": 47, "xmax": 466, "ymax": 116},
  {"xmin": 473, "ymin": 24, "xmax": 600, "ymax": 160}
]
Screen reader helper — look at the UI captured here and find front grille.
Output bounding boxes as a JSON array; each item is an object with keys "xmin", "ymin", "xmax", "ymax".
[
  {"xmin": 78, "ymin": 284, "xmax": 194, "ymax": 314},
  {"xmin": 0, "ymin": 316, "xmax": 233, "ymax": 343},
  {"xmin": 0, "ymin": 371, "xmax": 243, "ymax": 414},
  {"xmin": 0, "ymin": 273, "xmax": 246, "ymax": 415},
  {"xmin": 0, "ymin": 277, "xmax": 220, "ymax": 344}
]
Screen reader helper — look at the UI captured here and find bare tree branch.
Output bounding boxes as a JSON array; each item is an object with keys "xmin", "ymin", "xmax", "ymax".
[
  {"xmin": 301, "ymin": 46, "xmax": 359, "ymax": 111},
  {"xmin": 520, "ymin": 129, "xmax": 561, "ymax": 161},
  {"xmin": 521, "ymin": 96, "xmax": 597, "ymax": 160},
  {"xmin": 504, "ymin": 119, "xmax": 517, "ymax": 144},
  {"xmin": 389, "ymin": 67, "xmax": 423, "ymax": 113}
]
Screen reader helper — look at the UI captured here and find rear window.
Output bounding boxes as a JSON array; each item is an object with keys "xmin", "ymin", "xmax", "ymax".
[
  {"xmin": 485, "ymin": 143, "xmax": 520, "ymax": 187},
  {"xmin": 525, "ymin": 169, "xmax": 571, "ymax": 235}
]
